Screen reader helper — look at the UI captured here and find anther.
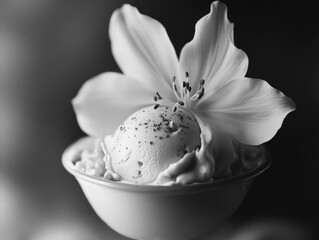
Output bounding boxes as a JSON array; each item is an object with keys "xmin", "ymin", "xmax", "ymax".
[
  {"xmin": 198, "ymin": 88, "xmax": 205, "ymax": 99},
  {"xmin": 154, "ymin": 104, "xmax": 160, "ymax": 110},
  {"xmin": 178, "ymin": 100, "xmax": 185, "ymax": 106},
  {"xmin": 154, "ymin": 96, "xmax": 158, "ymax": 102},
  {"xmin": 185, "ymin": 72, "xmax": 189, "ymax": 79},
  {"xmin": 183, "ymin": 81, "xmax": 186, "ymax": 88},
  {"xmin": 156, "ymin": 92, "xmax": 162, "ymax": 100}
]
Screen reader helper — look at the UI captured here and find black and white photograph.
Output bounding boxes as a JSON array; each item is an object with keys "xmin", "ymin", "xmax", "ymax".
[{"xmin": 0, "ymin": 0, "xmax": 317, "ymax": 239}]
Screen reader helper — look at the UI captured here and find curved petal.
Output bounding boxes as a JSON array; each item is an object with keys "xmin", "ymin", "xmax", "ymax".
[
  {"xmin": 180, "ymin": 1, "xmax": 248, "ymax": 99},
  {"xmin": 196, "ymin": 78, "xmax": 296, "ymax": 145},
  {"xmin": 109, "ymin": 4, "xmax": 180, "ymax": 101},
  {"xmin": 72, "ymin": 72, "xmax": 154, "ymax": 137}
]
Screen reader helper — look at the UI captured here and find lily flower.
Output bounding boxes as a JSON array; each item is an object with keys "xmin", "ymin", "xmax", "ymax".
[{"xmin": 72, "ymin": 1, "xmax": 295, "ymax": 149}]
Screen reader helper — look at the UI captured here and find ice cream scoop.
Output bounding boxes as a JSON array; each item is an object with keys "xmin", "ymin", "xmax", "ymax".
[{"xmin": 104, "ymin": 102, "xmax": 201, "ymax": 184}]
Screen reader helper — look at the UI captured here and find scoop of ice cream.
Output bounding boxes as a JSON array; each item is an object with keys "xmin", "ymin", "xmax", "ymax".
[
  {"xmin": 104, "ymin": 103, "xmax": 201, "ymax": 184},
  {"xmin": 72, "ymin": 130, "xmax": 265, "ymax": 185}
]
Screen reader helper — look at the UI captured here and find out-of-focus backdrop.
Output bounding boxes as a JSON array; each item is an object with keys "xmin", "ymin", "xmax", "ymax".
[{"xmin": 0, "ymin": 0, "xmax": 318, "ymax": 239}]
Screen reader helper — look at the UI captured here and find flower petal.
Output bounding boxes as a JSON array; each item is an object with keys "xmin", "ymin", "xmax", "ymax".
[
  {"xmin": 72, "ymin": 72, "xmax": 154, "ymax": 137},
  {"xmin": 109, "ymin": 4, "xmax": 180, "ymax": 101},
  {"xmin": 196, "ymin": 78, "xmax": 296, "ymax": 145},
  {"xmin": 180, "ymin": 1, "xmax": 248, "ymax": 98}
]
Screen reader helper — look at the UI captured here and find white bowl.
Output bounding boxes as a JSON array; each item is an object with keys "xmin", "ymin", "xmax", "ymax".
[{"xmin": 62, "ymin": 138, "xmax": 270, "ymax": 240}]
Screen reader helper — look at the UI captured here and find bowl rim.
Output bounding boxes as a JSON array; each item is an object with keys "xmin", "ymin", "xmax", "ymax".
[{"xmin": 62, "ymin": 137, "xmax": 271, "ymax": 193}]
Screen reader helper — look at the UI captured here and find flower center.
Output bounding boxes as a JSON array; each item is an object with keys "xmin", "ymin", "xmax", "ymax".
[{"xmin": 153, "ymin": 72, "xmax": 205, "ymax": 112}]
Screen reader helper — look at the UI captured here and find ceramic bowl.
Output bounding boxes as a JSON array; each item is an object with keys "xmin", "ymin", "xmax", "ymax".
[{"xmin": 62, "ymin": 138, "xmax": 270, "ymax": 240}]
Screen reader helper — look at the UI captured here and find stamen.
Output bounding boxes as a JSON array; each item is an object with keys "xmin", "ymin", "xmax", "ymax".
[
  {"xmin": 154, "ymin": 104, "xmax": 160, "ymax": 110},
  {"xmin": 199, "ymin": 79, "xmax": 205, "ymax": 88},
  {"xmin": 190, "ymin": 79, "xmax": 205, "ymax": 101},
  {"xmin": 182, "ymin": 71, "xmax": 191, "ymax": 99},
  {"xmin": 156, "ymin": 92, "xmax": 163, "ymax": 100},
  {"xmin": 183, "ymin": 81, "xmax": 186, "ymax": 88},
  {"xmin": 172, "ymin": 76, "xmax": 181, "ymax": 100},
  {"xmin": 190, "ymin": 94, "xmax": 199, "ymax": 101},
  {"xmin": 172, "ymin": 76, "xmax": 176, "ymax": 82},
  {"xmin": 154, "ymin": 74, "xmax": 205, "ymax": 111},
  {"xmin": 185, "ymin": 71, "xmax": 189, "ymax": 80},
  {"xmin": 178, "ymin": 100, "xmax": 185, "ymax": 106},
  {"xmin": 173, "ymin": 99, "xmax": 185, "ymax": 112},
  {"xmin": 153, "ymin": 92, "xmax": 161, "ymax": 109},
  {"xmin": 198, "ymin": 88, "xmax": 205, "ymax": 99},
  {"xmin": 173, "ymin": 101, "xmax": 180, "ymax": 112}
]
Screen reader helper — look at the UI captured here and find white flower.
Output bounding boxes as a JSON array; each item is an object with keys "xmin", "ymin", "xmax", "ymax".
[{"xmin": 72, "ymin": 1, "xmax": 295, "ymax": 146}]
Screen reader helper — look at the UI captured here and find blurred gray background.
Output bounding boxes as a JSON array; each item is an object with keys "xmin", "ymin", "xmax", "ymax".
[{"xmin": 0, "ymin": 0, "xmax": 318, "ymax": 239}]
